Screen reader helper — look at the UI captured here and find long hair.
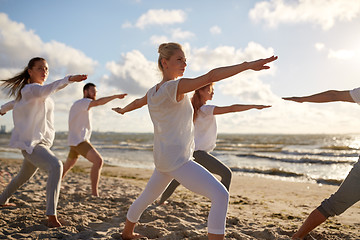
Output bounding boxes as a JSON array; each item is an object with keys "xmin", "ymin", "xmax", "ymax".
[
  {"xmin": 1, "ymin": 57, "xmax": 46, "ymax": 101},
  {"xmin": 191, "ymin": 83, "xmax": 213, "ymax": 121},
  {"xmin": 157, "ymin": 42, "xmax": 183, "ymax": 75}
]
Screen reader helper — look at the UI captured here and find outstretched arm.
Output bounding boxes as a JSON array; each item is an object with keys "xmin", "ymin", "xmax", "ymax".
[
  {"xmin": 89, "ymin": 93, "xmax": 127, "ymax": 109},
  {"xmin": 0, "ymin": 100, "xmax": 15, "ymax": 115},
  {"xmin": 112, "ymin": 94, "xmax": 147, "ymax": 115},
  {"xmin": 283, "ymin": 90, "xmax": 354, "ymax": 103},
  {"xmin": 177, "ymin": 56, "xmax": 278, "ymax": 96},
  {"xmin": 30, "ymin": 74, "xmax": 87, "ymax": 98},
  {"xmin": 213, "ymin": 104, "xmax": 271, "ymax": 115}
]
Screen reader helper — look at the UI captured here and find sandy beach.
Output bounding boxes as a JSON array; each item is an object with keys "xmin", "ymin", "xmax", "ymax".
[{"xmin": 0, "ymin": 157, "xmax": 359, "ymax": 239}]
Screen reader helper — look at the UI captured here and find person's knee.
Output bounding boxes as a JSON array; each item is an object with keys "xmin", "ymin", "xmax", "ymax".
[
  {"xmin": 93, "ymin": 156, "xmax": 104, "ymax": 169},
  {"xmin": 67, "ymin": 157, "xmax": 78, "ymax": 167},
  {"xmin": 50, "ymin": 158, "xmax": 63, "ymax": 176},
  {"xmin": 216, "ymin": 185, "xmax": 229, "ymax": 204},
  {"xmin": 221, "ymin": 169, "xmax": 232, "ymax": 191},
  {"xmin": 225, "ymin": 169, "xmax": 232, "ymax": 182}
]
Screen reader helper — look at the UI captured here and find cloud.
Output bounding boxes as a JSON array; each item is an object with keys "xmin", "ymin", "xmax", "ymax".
[
  {"xmin": 149, "ymin": 28, "xmax": 194, "ymax": 46},
  {"xmin": 188, "ymin": 42, "xmax": 275, "ymax": 72},
  {"xmin": 249, "ymin": 0, "xmax": 360, "ymax": 30},
  {"xmin": 150, "ymin": 35, "xmax": 170, "ymax": 46},
  {"xmin": 121, "ymin": 21, "xmax": 133, "ymax": 28},
  {"xmin": 104, "ymin": 41, "xmax": 277, "ymax": 105},
  {"xmin": 314, "ymin": 42, "xmax": 357, "ymax": 60},
  {"xmin": 210, "ymin": 25, "xmax": 222, "ymax": 35},
  {"xmin": 171, "ymin": 28, "xmax": 195, "ymax": 40},
  {"xmin": 315, "ymin": 42, "xmax": 325, "ymax": 51},
  {"xmin": 0, "ymin": 13, "xmax": 97, "ymax": 77},
  {"xmin": 0, "ymin": 12, "xmax": 98, "ymax": 129},
  {"xmin": 186, "ymin": 42, "xmax": 277, "ymax": 103},
  {"xmin": 328, "ymin": 49, "xmax": 356, "ymax": 60},
  {"xmin": 105, "ymin": 50, "xmax": 159, "ymax": 95},
  {"xmin": 135, "ymin": 9, "xmax": 187, "ymax": 29}
]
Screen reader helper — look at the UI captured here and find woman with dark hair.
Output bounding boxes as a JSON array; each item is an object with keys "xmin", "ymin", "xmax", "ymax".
[
  {"xmin": 158, "ymin": 83, "xmax": 270, "ymax": 205},
  {"xmin": 0, "ymin": 57, "xmax": 87, "ymax": 227}
]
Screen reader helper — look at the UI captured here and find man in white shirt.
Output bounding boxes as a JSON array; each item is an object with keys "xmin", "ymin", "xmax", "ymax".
[{"xmin": 62, "ymin": 83, "xmax": 126, "ymax": 196}]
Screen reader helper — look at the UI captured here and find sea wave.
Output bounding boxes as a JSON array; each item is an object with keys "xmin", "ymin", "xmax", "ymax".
[
  {"xmin": 231, "ymin": 167, "xmax": 343, "ymax": 185},
  {"xmin": 235, "ymin": 153, "xmax": 357, "ymax": 165}
]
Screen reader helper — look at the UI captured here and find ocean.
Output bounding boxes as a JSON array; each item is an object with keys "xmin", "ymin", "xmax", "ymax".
[{"xmin": 1, "ymin": 132, "xmax": 359, "ymax": 186}]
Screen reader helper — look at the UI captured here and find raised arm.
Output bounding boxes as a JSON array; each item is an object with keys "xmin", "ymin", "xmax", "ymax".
[
  {"xmin": 112, "ymin": 94, "xmax": 147, "ymax": 115},
  {"xmin": 0, "ymin": 100, "xmax": 15, "ymax": 115},
  {"xmin": 89, "ymin": 93, "xmax": 127, "ymax": 109},
  {"xmin": 177, "ymin": 56, "xmax": 277, "ymax": 96},
  {"xmin": 282, "ymin": 90, "xmax": 354, "ymax": 103},
  {"xmin": 213, "ymin": 104, "xmax": 271, "ymax": 115}
]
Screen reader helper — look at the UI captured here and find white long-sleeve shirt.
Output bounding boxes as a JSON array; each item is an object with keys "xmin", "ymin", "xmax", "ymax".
[
  {"xmin": 0, "ymin": 100, "xmax": 15, "ymax": 114},
  {"xmin": 2, "ymin": 77, "xmax": 72, "ymax": 154}
]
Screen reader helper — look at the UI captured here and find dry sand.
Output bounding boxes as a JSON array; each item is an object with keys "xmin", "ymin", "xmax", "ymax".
[{"xmin": 0, "ymin": 157, "xmax": 359, "ymax": 239}]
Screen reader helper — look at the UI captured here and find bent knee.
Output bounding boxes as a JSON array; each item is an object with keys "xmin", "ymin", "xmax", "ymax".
[
  {"xmin": 93, "ymin": 157, "xmax": 104, "ymax": 168},
  {"xmin": 224, "ymin": 169, "xmax": 232, "ymax": 183},
  {"xmin": 214, "ymin": 185, "xmax": 229, "ymax": 203},
  {"xmin": 49, "ymin": 159, "xmax": 63, "ymax": 175}
]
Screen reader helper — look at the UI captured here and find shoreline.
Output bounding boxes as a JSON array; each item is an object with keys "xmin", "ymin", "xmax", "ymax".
[{"xmin": 1, "ymin": 157, "xmax": 359, "ymax": 239}]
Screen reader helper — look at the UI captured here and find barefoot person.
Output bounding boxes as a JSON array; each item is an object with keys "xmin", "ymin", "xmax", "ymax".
[
  {"xmin": 283, "ymin": 89, "xmax": 360, "ymax": 239},
  {"xmin": 158, "ymin": 83, "xmax": 271, "ymax": 205},
  {"xmin": 62, "ymin": 83, "xmax": 127, "ymax": 197},
  {"xmin": 0, "ymin": 57, "xmax": 87, "ymax": 227},
  {"xmin": 113, "ymin": 42, "xmax": 277, "ymax": 239}
]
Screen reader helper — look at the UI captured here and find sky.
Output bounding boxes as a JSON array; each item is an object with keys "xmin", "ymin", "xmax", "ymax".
[{"xmin": 1, "ymin": 0, "xmax": 360, "ymax": 134}]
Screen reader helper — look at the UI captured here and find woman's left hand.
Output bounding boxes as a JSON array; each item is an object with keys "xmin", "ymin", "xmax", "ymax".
[{"xmin": 69, "ymin": 74, "xmax": 88, "ymax": 82}]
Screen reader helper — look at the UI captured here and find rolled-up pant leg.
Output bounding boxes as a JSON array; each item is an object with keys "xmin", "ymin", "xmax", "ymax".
[{"xmin": 318, "ymin": 159, "xmax": 360, "ymax": 218}]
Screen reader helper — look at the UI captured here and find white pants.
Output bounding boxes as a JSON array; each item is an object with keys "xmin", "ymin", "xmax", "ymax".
[
  {"xmin": 127, "ymin": 160, "xmax": 229, "ymax": 235},
  {"xmin": 0, "ymin": 143, "xmax": 63, "ymax": 216}
]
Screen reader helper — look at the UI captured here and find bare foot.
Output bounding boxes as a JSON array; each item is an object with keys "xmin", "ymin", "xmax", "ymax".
[
  {"xmin": 121, "ymin": 232, "xmax": 144, "ymax": 240},
  {"xmin": 0, "ymin": 203, "xmax": 16, "ymax": 207},
  {"xmin": 47, "ymin": 216, "xmax": 62, "ymax": 228}
]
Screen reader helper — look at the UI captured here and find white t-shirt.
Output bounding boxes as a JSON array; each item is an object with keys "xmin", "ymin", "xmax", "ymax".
[
  {"xmin": 194, "ymin": 105, "xmax": 217, "ymax": 152},
  {"xmin": 350, "ymin": 87, "xmax": 360, "ymax": 103},
  {"xmin": 9, "ymin": 77, "xmax": 71, "ymax": 154},
  {"xmin": 68, "ymin": 98, "xmax": 92, "ymax": 146},
  {"xmin": 147, "ymin": 79, "xmax": 194, "ymax": 172}
]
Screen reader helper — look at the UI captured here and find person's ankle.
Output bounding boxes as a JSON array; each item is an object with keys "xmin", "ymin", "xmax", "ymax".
[{"xmin": 47, "ymin": 215, "xmax": 62, "ymax": 228}]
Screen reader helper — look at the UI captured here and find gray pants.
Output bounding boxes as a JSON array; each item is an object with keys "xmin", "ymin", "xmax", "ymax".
[
  {"xmin": 159, "ymin": 150, "xmax": 232, "ymax": 204},
  {"xmin": 317, "ymin": 158, "xmax": 360, "ymax": 218},
  {"xmin": 0, "ymin": 143, "xmax": 63, "ymax": 216}
]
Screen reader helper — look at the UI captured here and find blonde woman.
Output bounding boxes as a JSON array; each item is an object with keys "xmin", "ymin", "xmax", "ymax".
[
  {"xmin": 113, "ymin": 43, "xmax": 277, "ymax": 239},
  {"xmin": 158, "ymin": 83, "xmax": 271, "ymax": 205},
  {"xmin": 0, "ymin": 57, "xmax": 87, "ymax": 227}
]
